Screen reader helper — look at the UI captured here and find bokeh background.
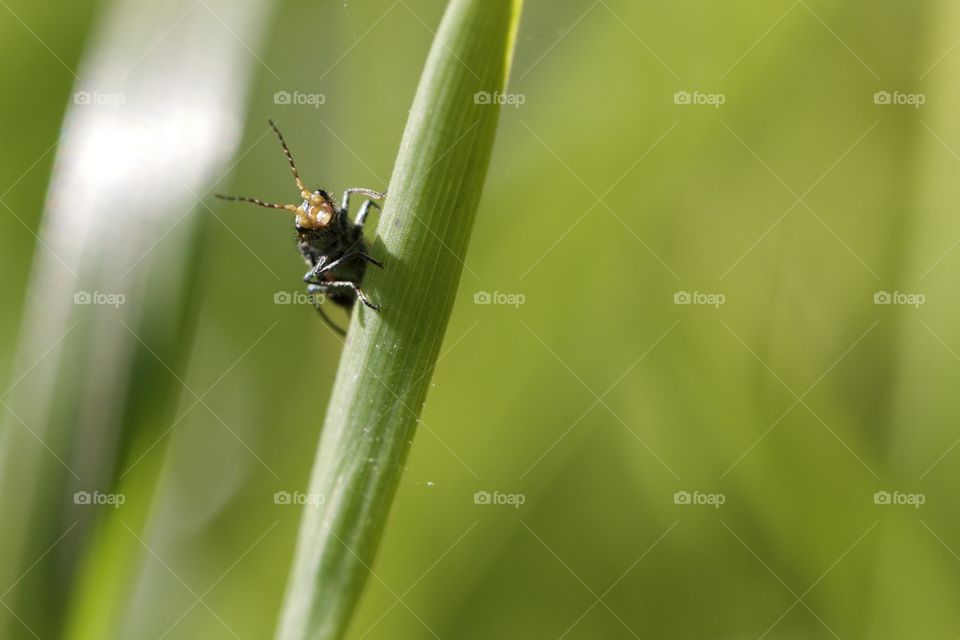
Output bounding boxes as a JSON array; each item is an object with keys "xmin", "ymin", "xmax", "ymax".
[{"xmin": 2, "ymin": 0, "xmax": 960, "ymax": 638}]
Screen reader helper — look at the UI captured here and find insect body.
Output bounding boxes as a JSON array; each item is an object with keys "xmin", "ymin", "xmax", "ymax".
[{"xmin": 216, "ymin": 120, "xmax": 386, "ymax": 335}]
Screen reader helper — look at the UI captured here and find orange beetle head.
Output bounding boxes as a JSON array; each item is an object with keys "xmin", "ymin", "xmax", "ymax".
[{"xmin": 296, "ymin": 189, "xmax": 337, "ymax": 229}]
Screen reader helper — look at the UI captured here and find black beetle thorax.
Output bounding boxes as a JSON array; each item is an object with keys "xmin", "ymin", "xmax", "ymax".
[{"xmin": 297, "ymin": 215, "xmax": 366, "ymax": 273}]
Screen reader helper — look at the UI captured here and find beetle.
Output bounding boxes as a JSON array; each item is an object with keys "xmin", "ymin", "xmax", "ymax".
[{"xmin": 216, "ymin": 119, "xmax": 386, "ymax": 335}]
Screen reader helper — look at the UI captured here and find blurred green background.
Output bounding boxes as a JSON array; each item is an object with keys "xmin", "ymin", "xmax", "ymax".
[{"xmin": 2, "ymin": 0, "xmax": 960, "ymax": 638}]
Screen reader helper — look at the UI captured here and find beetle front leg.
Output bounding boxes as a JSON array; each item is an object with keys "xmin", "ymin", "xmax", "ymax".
[
  {"xmin": 303, "ymin": 257, "xmax": 328, "ymax": 283},
  {"xmin": 341, "ymin": 187, "xmax": 386, "ymax": 219},
  {"xmin": 354, "ymin": 200, "xmax": 381, "ymax": 228},
  {"xmin": 305, "ymin": 253, "xmax": 353, "ymax": 281},
  {"xmin": 305, "ymin": 252, "xmax": 382, "ymax": 280}
]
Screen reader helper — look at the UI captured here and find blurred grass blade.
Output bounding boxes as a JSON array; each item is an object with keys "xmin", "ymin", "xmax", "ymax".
[
  {"xmin": 0, "ymin": 0, "xmax": 274, "ymax": 637},
  {"xmin": 275, "ymin": 0, "xmax": 522, "ymax": 638}
]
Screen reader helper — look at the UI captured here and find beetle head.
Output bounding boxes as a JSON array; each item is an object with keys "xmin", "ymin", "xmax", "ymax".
[{"xmin": 296, "ymin": 189, "xmax": 336, "ymax": 229}]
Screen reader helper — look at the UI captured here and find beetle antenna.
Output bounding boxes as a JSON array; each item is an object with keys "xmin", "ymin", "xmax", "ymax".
[
  {"xmin": 214, "ymin": 194, "xmax": 298, "ymax": 212},
  {"xmin": 268, "ymin": 119, "xmax": 307, "ymax": 194}
]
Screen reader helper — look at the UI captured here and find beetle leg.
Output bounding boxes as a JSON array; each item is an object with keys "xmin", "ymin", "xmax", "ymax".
[
  {"xmin": 303, "ymin": 257, "xmax": 328, "ymax": 283},
  {"xmin": 306, "ymin": 254, "xmax": 353, "ymax": 281},
  {"xmin": 316, "ymin": 307, "xmax": 346, "ymax": 336},
  {"xmin": 340, "ymin": 187, "xmax": 386, "ymax": 214},
  {"xmin": 358, "ymin": 253, "xmax": 383, "ymax": 269},
  {"xmin": 306, "ymin": 252, "xmax": 381, "ymax": 279},
  {"xmin": 304, "ymin": 285, "xmax": 347, "ymax": 336},
  {"xmin": 322, "ymin": 280, "xmax": 380, "ymax": 311},
  {"xmin": 354, "ymin": 199, "xmax": 381, "ymax": 228}
]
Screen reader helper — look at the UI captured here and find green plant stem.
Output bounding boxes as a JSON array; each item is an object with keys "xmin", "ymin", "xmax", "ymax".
[{"xmin": 275, "ymin": 0, "xmax": 522, "ymax": 638}]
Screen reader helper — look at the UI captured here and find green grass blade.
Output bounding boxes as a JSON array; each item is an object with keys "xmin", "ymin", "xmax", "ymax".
[
  {"xmin": 0, "ymin": 1, "xmax": 275, "ymax": 637},
  {"xmin": 275, "ymin": 0, "xmax": 522, "ymax": 638}
]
